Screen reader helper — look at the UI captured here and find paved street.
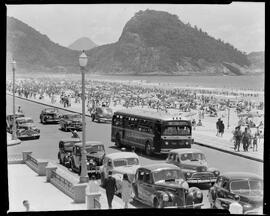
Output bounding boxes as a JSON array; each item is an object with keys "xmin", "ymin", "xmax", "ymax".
[{"xmin": 7, "ymin": 95, "xmax": 263, "ymax": 209}]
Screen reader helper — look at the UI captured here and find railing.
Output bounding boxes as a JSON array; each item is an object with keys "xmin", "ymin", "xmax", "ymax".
[
  {"xmin": 50, "ymin": 169, "xmax": 74, "ymax": 198},
  {"xmin": 94, "ymin": 198, "xmax": 101, "ymax": 209},
  {"xmin": 27, "ymin": 154, "xmax": 38, "ymax": 167}
]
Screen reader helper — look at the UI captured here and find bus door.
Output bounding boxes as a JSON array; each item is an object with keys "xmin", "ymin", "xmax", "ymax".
[{"xmin": 153, "ymin": 122, "xmax": 161, "ymax": 151}]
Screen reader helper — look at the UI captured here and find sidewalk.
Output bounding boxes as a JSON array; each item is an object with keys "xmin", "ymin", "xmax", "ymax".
[
  {"xmin": 7, "ymin": 92, "xmax": 263, "ymax": 162},
  {"xmin": 8, "ymin": 163, "xmax": 133, "ymax": 212}
]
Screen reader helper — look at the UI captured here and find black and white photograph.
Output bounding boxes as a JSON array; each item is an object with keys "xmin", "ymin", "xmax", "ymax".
[{"xmin": 5, "ymin": 2, "xmax": 265, "ymax": 214}]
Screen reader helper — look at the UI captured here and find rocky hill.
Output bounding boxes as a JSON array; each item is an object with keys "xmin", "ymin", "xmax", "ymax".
[
  {"xmin": 6, "ymin": 12, "xmax": 264, "ymax": 75},
  {"xmin": 247, "ymin": 51, "xmax": 264, "ymax": 73},
  {"xmin": 68, "ymin": 37, "xmax": 97, "ymax": 51},
  {"xmin": 6, "ymin": 16, "xmax": 80, "ymax": 74}
]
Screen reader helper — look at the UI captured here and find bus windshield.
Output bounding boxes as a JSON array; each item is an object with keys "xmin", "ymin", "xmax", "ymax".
[{"xmin": 162, "ymin": 125, "xmax": 191, "ymax": 136}]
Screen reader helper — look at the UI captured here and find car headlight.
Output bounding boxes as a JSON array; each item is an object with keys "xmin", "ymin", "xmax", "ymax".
[
  {"xmin": 214, "ymin": 170, "xmax": 220, "ymax": 176},
  {"xmin": 163, "ymin": 193, "xmax": 169, "ymax": 201},
  {"xmin": 165, "ymin": 141, "xmax": 169, "ymax": 145},
  {"xmin": 186, "ymin": 172, "xmax": 192, "ymax": 178},
  {"xmin": 185, "ymin": 141, "xmax": 189, "ymax": 145}
]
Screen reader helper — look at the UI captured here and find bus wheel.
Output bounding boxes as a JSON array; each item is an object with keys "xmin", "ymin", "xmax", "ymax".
[
  {"xmin": 145, "ymin": 142, "xmax": 152, "ymax": 156},
  {"xmin": 115, "ymin": 135, "xmax": 122, "ymax": 148}
]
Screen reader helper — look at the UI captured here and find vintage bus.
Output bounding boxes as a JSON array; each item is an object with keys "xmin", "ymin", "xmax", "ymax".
[{"xmin": 111, "ymin": 109, "xmax": 193, "ymax": 156}]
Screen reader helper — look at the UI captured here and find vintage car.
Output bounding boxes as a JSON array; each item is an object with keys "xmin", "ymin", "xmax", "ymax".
[
  {"xmin": 132, "ymin": 163, "xmax": 204, "ymax": 208},
  {"xmin": 69, "ymin": 141, "xmax": 105, "ymax": 178},
  {"xmin": 57, "ymin": 138, "xmax": 81, "ymax": 167},
  {"xmin": 100, "ymin": 152, "xmax": 140, "ymax": 190},
  {"xmin": 15, "ymin": 117, "xmax": 40, "ymax": 139},
  {"xmin": 59, "ymin": 113, "xmax": 83, "ymax": 131},
  {"xmin": 91, "ymin": 106, "xmax": 113, "ymax": 123},
  {"xmin": 6, "ymin": 112, "xmax": 25, "ymax": 133},
  {"xmin": 208, "ymin": 172, "xmax": 263, "ymax": 214},
  {"xmin": 40, "ymin": 108, "xmax": 61, "ymax": 124},
  {"xmin": 166, "ymin": 148, "xmax": 220, "ymax": 185}
]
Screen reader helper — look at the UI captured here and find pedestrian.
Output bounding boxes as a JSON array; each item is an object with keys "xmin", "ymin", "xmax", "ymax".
[
  {"xmin": 17, "ymin": 106, "xmax": 23, "ymax": 113},
  {"xmin": 233, "ymin": 126, "xmax": 242, "ymax": 151},
  {"xmin": 22, "ymin": 200, "xmax": 30, "ymax": 211},
  {"xmin": 219, "ymin": 120, "xmax": 225, "ymax": 137},
  {"xmin": 216, "ymin": 118, "xmax": 221, "ymax": 136},
  {"xmin": 103, "ymin": 170, "xmax": 117, "ymax": 209},
  {"xmin": 253, "ymin": 129, "xmax": 259, "ymax": 152},
  {"xmin": 120, "ymin": 173, "xmax": 132, "ymax": 208},
  {"xmin": 242, "ymin": 128, "xmax": 250, "ymax": 152}
]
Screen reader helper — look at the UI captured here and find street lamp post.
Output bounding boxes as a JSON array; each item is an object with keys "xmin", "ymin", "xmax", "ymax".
[
  {"xmin": 227, "ymin": 107, "xmax": 230, "ymax": 129},
  {"xmin": 79, "ymin": 51, "xmax": 89, "ymax": 183},
  {"xmin": 12, "ymin": 59, "xmax": 17, "ymax": 140}
]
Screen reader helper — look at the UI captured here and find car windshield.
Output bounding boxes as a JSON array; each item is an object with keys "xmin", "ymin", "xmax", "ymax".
[
  {"xmin": 162, "ymin": 126, "xmax": 191, "ymax": 136},
  {"xmin": 102, "ymin": 108, "xmax": 113, "ymax": 114},
  {"xmin": 230, "ymin": 179, "xmax": 263, "ymax": 194},
  {"xmin": 86, "ymin": 145, "xmax": 104, "ymax": 153},
  {"xmin": 17, "ymin": 119, "xmax": 33, "ymax": 124},
  {"xmin": 153, "ymin": 169, "xmax": 184, "ymax": 182},
  {"xmin": 113, "ymin": 158, "xmax": 139, "ymax": 167},
  {"xmin": 180, "ymin": 153, "xmax": 206, "ymax": 161}
]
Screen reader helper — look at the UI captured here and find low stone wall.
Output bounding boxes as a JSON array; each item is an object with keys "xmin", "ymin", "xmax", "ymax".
[
  {"xmin": 23, "ymin": 151, "xmax": 48, "ymax": 176},
  {"xmin": 46, "ymin": 165, "xmax": 87, "ymax": 203}
]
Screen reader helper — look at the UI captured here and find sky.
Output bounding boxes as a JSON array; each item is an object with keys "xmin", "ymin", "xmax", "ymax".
[{"xmin": 6, "ymin": 3, "xmax": 265, "ymax": 53}]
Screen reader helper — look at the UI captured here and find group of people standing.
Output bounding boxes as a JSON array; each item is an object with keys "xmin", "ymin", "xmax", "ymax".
[{"xmin": 233, "ymin": 126, "xmax": 260, "ymax": 152}]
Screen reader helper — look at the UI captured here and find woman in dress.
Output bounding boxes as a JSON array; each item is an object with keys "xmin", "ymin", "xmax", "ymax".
[{"xmin": 120, "ymin": 173, "xmax": 132, "ymax": 208}]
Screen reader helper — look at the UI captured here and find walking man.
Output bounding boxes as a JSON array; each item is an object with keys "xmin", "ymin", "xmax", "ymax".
[
  {"xmin": 216, "ymin": 118, "xmax": 221, "ymax": 136},
  {"xmin": 103, "ymin": 171, "xmax": 117, "ymax": 209},
  {"xmin": 233, "ymin": 126, "xmax": 242, "ymax": 151}
]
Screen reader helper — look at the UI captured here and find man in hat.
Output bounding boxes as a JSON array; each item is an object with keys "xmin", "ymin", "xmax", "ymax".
[
  {"xmin": 233, "ymin": 126, "xmax": 242, "ymax": 151},
  {"xmin": 103, "ymin": 170, "xmax": 117, "ymax": 209}
]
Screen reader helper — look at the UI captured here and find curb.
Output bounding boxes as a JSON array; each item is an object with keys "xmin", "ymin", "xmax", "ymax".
[
  {"xmin": 8, "ymin": 93, "xmax": 263, "ymax": 163},
  {"xmin": 194, "ymin": 141, "xmax": 263, "ymax": 163}
]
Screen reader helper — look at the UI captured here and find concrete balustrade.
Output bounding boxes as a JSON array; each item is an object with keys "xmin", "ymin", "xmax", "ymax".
[
  {"xmin": 46, "ymin": 165, "xmax": 88, "ymax": 203},
  {"xmin": 22, "ymin": 151, "xmax": 48, "ymax": 176}
]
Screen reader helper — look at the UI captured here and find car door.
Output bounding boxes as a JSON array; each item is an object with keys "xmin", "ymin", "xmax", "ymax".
[
  {"xmin": 215, "ymin": 177, "xmax": 230, "ymax": 209},
  {"xmin": 139, "ymin": 169, "xmax": 154, "ymax": 205}
]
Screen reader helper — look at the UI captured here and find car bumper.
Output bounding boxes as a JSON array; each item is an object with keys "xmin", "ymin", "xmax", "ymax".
[
  {"xmin": 187, "ymin": 178, "xmax": 217, "ymax": 184},
  {"xmin": 18, "ymin": 134, "xmax": 40, "ymax": 139},
  {"xmin": 45, "ymin": 119, "xmax": 60, "ymax": 123},
  {"xmin": 97, "ymin": 117, "xmax": 112, "ymax": 122},
  {"xmin": 67, "ymin": 125, "xmax": 82, "ymax": 130}
]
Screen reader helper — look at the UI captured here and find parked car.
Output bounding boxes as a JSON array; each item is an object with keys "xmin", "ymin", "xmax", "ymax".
[
  {"xmin": 59, "ymin": 113, "xmax": 82, "ymax": 131},
  {"xmin": 40, "ymin": 108, "xmax": 61, "ymax": 124},
  {"xmin": 15, "ymin": 117, "xmax": 40, "ymax": 139},
  {"xmin": 69, "ymin": 141, "xmax": 105, "ymax": 179},
  {"xmin": 166, "ymin": 148, "xmax": 220, "ymax": 185},
  {"xmin": 100, "ymin": 152, "xmax": 140, "ymax": 190},
  {"xmin": 57, "ymin": 138, "xmax": 81, "ymax": 167},
  {"xmin": 132, "ymin": 163, "xmax": 204, "ymax": 208},
  {"xmin": 208, "ymin": 172, "xmax": 263, "ymax": 214},
  {"xmin": 91, "ymin": 106, "xmax": 113, "ymax": 123},
  {"xmin": 6, "ymin": 112, "xmax": 25, "ymax": 133}
]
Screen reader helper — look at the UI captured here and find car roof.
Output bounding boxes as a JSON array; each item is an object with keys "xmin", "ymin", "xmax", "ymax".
[
  {"xmin": 16, "ymin": 117, "xmax": 33, "ymax": 121},
  {"xmin": 74, "ymin": 141, "xmax": 103, "ymax": 147},
  {"xmin": 106, "ymin": 152, "xmax": 139, "ymax": 160},
  {"xmin": 169, "ymin": 148, "xmax": 203, "ymax": 154},
  {"xmin": 140, "ymin": 163, "xmax": 180, "ymax": 171},
  {"xmin": 221, "ymin": 172, "xmax": 262, "ymax": 181},
  {"xmin": 60, "ymin": 138, "xmax": 81, "ymax": 143},
  {"xmin": 114, "ymin": 108, "xmax": 188, "ymax": 121}
]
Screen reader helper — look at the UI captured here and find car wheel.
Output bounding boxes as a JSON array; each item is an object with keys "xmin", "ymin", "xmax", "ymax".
[
  {"xmin": 115, "ymin": 134, "xmax": 122, "ymax": 148},
  {"xmin": 59, "ymin": 155, "xmax": 63, "ymax": 165},
  {"xmin": 145, "ymin": 142, "xmax": 152, "ymax": 156},
  {"xmin": 92, "ymin": 115, "xmax": 95, "ymax": 122},
  {"xmin": 42, "ymin": 117, "xmax": 46, "ymax": 124},
  {"xmin": 71, "ymin": 160, "xmax": 75, "ymax": 172},
  {"xmin": 154, "ymin": 198, "xmax": 163, "ymax": 208},
  {"xmin": 64, "ymin": 125, "xmax": 68, "ymax": 132}
]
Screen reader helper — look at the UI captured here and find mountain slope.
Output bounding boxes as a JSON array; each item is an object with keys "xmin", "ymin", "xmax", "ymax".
[
  {"xmin": 7, "ymin": 16, "xmax": 80, "ymax": 73},
  {"xmin": 68, "ymin": 37, "xmax": 97, "ymax": 51},
  {"xmin": 86, "ymin": 9, "xmax": 252, "ymax": 75},
  {"xmin": 247, "ymin": 51, "xmax": 264, "ymax": 73}
]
